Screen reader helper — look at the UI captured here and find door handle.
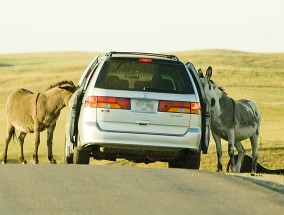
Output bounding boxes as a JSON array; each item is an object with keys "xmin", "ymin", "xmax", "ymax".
[{"xmin": 136, "ymin": 120, "xmax": 151, "ymax": 126}]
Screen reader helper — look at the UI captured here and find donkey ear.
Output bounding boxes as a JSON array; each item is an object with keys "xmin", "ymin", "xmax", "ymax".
[
  {"xmin": 205, "ymin": 66, "xmax": 212, "ymax": 81},
  {"xmin": 197, "ymin": 69, "xmax": 204, "ymax": 78}
]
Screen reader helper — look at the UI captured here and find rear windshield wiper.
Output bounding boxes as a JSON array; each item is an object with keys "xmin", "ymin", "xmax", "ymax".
[{"xmin": 115, "ymin": 61, "xmax": 127, "ymax": 71}]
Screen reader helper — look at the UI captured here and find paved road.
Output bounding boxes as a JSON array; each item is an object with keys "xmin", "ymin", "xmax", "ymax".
[{"xmin": 0, "ymin": 165, "xmax": 283, "ymax": 215}]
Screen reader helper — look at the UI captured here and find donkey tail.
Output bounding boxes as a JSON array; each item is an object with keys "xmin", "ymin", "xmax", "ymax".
[
  {"xmin": 7, "ymin": 126, "xmax": 17, "ymax": 143},
  {"xmin": 11, "ymin": 128, "xmax": 17, "ymax": 141}
]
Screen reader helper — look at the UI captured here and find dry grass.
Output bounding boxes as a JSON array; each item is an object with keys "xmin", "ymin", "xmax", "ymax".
[{"xmin": 0, "ymin": 50, "xmax": 283, "ymax": 173}]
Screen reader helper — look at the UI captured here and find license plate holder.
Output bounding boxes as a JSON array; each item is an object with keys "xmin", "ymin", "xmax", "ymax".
[{"xmin": 131, "ymin": 99, "xmax": 156, "ymax": 113}]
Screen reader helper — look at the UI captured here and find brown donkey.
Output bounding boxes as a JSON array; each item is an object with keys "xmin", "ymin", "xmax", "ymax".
[{"xmin": 2, "ymin": 80, "xmax": 76, "ymax": 164}]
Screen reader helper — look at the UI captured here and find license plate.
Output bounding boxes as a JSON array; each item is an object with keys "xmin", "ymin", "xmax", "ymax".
[{"xmin": 131, "ymin": 99, "xmax": 156, "ymax": 113}]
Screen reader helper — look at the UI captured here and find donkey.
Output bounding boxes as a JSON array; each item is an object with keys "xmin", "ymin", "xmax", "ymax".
[
  {"xmin": 2, "ymin": 80, "xmax": 77, "ymax": 164},
  {"xmin": 198, "ymin": 67, "xmax": 260, "ymax": 175}
]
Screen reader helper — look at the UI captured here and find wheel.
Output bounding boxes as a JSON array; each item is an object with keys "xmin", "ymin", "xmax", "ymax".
[
  {"xmin": 168, "ymin": 159, "xmax": 184, "ymax": 168},
  {"xmin": 64, "ymin": 137, "xmax": 74, "ymax": 164},
  {"xmin": 184, "ymin": 150, "xmax": 201, "ymax": 169},
  {"xmin": 168, "ymin": 150, "xmax": 201, "ymax": 169},
  {"xmin": 73, "ymin": 146, "xmax": 90, "ymax": 164}
]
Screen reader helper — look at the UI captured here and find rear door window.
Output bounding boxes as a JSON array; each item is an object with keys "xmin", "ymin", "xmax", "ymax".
[{"xmin": 95, "ymin": 58, "xmax": 195, "ymax": 94}]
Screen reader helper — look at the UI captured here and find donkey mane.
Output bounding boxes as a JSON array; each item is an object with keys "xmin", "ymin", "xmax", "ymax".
[
  {"xmin": 46, "ymin": 80, "xmax": 74, "ymax": 91},
  {"xmin": 210, "ymin": 80, "xmax": 227, "ymax": 95}
]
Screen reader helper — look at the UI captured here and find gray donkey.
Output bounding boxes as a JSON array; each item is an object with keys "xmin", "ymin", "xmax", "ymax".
[
  {"xmin": 2, "ymin": 80, "xmax": 76, "ymax": 164},
  {"xmin": 199, "ymin": 67, "xmax": 260, "ymax": 175}
]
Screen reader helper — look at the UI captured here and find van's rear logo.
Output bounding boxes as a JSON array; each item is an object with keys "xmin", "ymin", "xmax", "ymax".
[{"xmin": 170, "ymin": 114, "xmax": 182, "ymax": 117}]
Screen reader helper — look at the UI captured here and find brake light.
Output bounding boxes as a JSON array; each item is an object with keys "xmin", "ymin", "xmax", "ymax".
[
  {"xmin": 84, "ymin": 96, "xmax": 130, "ymax": 109},
  {"xmin": 139, "ymin": 58, "xmax": 152, "ymax": 63},
  {"xmin": 158, "ymin": 101, "xmax": 200, "ymax": 114}
]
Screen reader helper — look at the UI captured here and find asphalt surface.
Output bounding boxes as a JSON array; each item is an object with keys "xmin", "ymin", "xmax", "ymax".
[{"xmin": 0, "ymin": 165, "xmax": 283, "ymax": 215}]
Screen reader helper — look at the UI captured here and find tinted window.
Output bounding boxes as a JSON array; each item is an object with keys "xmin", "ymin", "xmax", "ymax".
[{"xmin": 95, "ymin": 58, "xmax": 195, "ymax": 94}]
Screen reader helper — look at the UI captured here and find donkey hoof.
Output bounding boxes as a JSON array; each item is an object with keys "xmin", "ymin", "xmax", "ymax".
[
  {"xmin": 33, "ymin": 160, "xmax": 39, "ymax": 164},
  {"xmin": 2, "ymin": 161, "xmax": 7, "ymax": 164},
  {"xmin": 230, "ymin": 167, "xmax": 236, "ymax": 173},
  {"xmin": 19, "ymin": 159, "xmax": 27, "ymax": 164},
  {"xmin": 50, "ymin": 159, "xmax": 57, "ymax": 164}
]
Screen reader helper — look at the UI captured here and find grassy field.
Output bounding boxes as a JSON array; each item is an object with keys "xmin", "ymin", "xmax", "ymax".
[{"xmin": 0, "ymin": 50, "xmax": 283, "ymax": 172}]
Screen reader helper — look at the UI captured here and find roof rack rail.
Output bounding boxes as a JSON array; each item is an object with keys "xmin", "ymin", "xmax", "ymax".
[{"xmin": 105, "ymin": 51, "xmax": 179, "ymax": 61}]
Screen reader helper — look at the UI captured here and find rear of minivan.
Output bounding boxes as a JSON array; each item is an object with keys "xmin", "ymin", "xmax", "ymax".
[{"xmin": 66, "ymin": 52, "xmax": 204, "ymax": 168}]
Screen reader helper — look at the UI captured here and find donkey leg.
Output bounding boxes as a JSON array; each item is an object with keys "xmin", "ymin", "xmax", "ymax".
[
  {"xmin": 234, "ymin": 141, "xmax": 246, "ymax": 173},
  {"xmin": 33, "ymin": 122, "xmax": 40, "ymax": 164},
  {"xmin": 18, "ymin": 132, "xmax": 27, "ymax": 164},
  {"xmin": 212, "ymin": 132, "xmax": 222, "ymax": 172},
  {"xmin": 47, "ymin": 124, "xmax": 57, "ymax": 164},
  {"xmin": 33, "ymin": 139, "xmax": 40, "ymax": 164},
  {"xmin": 227, "ymin": 131, "xmax": 236, "ymax": 173},
  {"xmin": 2, "ymin": 123, "xmax": 14, "ymax": 164},
  {"xmin": 250, "ymin": 134, "xmax": 258, "ymax": 176}
]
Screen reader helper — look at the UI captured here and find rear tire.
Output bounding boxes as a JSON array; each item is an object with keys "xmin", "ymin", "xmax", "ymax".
[
  {"xmin": 185, "ymin": 150, "xmax": 201, "ymax": 169},
  {"xmin": 73, "ymin": 147, "xmax": 90, "ymax": 164},
  {"xmin": 169, "ymin": 150, "xmax": 201, "ymax": 169}
]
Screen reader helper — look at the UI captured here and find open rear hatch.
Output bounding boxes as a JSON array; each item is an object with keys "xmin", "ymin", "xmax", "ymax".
[{"xmin": 89, "ymin": 57, "xmax": 200, "ymax": 136}]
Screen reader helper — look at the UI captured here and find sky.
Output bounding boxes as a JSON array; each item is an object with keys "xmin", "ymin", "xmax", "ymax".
[{"xmin": 0, "ymin": 0, "xmax": 284, "ymax": 54}]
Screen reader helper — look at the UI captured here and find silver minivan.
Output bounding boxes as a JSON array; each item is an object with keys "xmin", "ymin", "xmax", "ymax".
[{"xmin": 65, "ymin": 52, "xmax": 210, "ymax": 168}]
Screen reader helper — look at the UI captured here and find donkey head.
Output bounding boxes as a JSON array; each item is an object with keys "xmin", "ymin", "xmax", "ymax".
[
  {"xmin": 59, "ymin": 81, "xmax": 77, "ymax": 93},
  {"xmin": 57, "ymin": 81, "xmax": 77, "ymax": 106},
  {"xmin": 198, "ymin": 66, "xmax": 227, "ymax": 111},
  {"xmin": 203, "ymin": 67, "xmax": 226, "ymax": 95}
]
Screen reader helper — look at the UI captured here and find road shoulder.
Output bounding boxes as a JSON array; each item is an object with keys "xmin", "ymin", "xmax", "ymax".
[{"xmin": 228, "ymin": 173, "xmax": 284, "ymax": 194}]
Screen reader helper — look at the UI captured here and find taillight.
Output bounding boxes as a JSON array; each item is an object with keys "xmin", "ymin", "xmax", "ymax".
[
  {"xmin": 139, "ymin": 58, "xmax": 152, "ymax": 63},
  {"xmin": 158, "ymin": 101, "xmax": 200, "ymax": 114},
  {"xmin": 84, "ymin": 96, "xmax": 130, "ymax": 109},
  {"xmin": 190, "ymin": 102, "xmax": 201, "ymax": 114},
  {"xmin": 84, "ymin": 96, "xmax": 97, "ymax": 108}
]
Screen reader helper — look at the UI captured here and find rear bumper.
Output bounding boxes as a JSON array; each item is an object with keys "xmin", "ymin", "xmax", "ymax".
[{"xmin": 78, "ymin": 122, "xmax": 201, "ymax": 151}]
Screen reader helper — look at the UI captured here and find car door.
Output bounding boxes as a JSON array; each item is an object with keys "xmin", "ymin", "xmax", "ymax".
[
  {"xmin": 185, "ymin": 61, "xmax": 210, "ymax": 154},
  {"xmin": 69, "ymin": 56, "xmax": 99, "ymax": 145}
]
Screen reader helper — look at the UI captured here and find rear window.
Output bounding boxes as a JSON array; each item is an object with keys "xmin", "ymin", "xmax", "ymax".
[{"xmin": 95, "ymin": 58, "xmax": 195, "ymax": 94}]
